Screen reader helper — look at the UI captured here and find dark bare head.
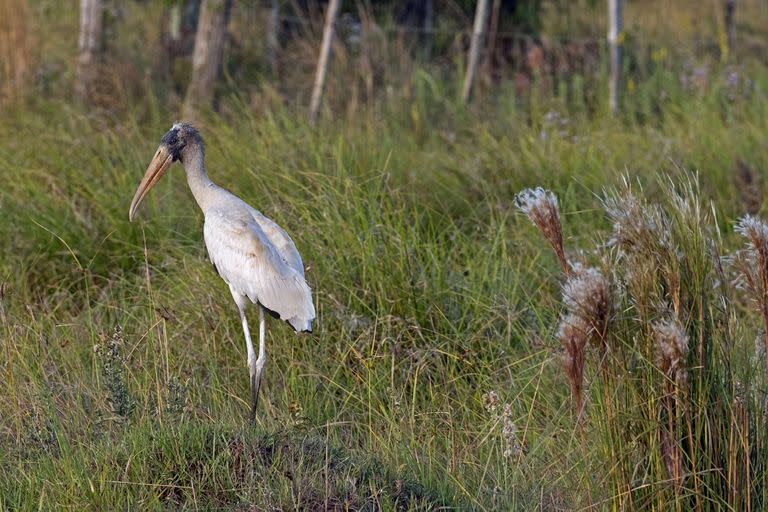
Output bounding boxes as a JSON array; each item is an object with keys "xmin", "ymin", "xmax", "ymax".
[
  {"xmin": 160, "ymin": 122, "xmax": 205, "ymax": 163},
  {"xmin": 129, "ymin": 122, "xmax": 205, "ymax": 221}
]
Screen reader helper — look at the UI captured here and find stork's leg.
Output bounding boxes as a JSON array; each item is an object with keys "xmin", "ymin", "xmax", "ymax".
[
  {"xmin": 250, "ymin": 306, "xmax": 267, "ymax": 422},
  {"xmin": 229, "ymin": 286, "xmax": 262, "ymax": 423},
  {"xmin": 241, "ymin": 310, "xmax": 259, "ymax": 423}
]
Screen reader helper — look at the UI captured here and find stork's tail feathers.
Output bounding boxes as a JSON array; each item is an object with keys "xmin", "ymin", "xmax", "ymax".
[
  {"xmin": 288, "ymin": 317, "xmax": 313, "ymax": 333},
  {"xmin": 260, "ymin": 303, "xmax": 313, "ymax": 332}
]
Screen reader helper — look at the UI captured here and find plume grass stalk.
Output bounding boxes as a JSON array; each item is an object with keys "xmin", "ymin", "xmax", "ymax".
[
  {"xmin": 518, "ymin": 176, "xmax": 767, "ymax": 509},
  {"xmin": 734, "ymin": 215, "xmax": 768, "ymax": 372},
  {"xmin": 515, "ymin": 188, "xmax": 569, "ymax": 275}
]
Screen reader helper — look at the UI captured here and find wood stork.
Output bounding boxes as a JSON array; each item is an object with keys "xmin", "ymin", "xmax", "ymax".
[{"xmin": 129, "ymin": 122, "xmax": 315, "ymax": 422}]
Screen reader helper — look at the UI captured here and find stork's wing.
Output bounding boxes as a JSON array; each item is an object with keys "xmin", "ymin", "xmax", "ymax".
[
  {"xmin": 248, "ymin": 209, "xmax": 305, "ymax": 277},
  {"xmin": 204, "ymin": 209, "xmax": 315, "ymax": 331}
]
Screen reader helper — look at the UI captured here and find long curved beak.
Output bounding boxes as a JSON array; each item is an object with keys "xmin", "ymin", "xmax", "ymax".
[{"xmin": 129, "ymin": 146, "xmax": 173, "ymax": 222}]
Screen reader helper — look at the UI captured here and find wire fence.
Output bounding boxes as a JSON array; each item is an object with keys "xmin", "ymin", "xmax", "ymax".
[
  {"xmin": 277, "ymin": 11, "xmax": 600, "ymax": 43},
  {"xmin": 273, "ymin": 5, "xmax": 768, "ymax": 55}
]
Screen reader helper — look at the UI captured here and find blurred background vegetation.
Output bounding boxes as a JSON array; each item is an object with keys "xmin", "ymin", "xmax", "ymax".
[
  {"xmin": 4, "ymin": 0, "xmax": 768, "ymax": 510},
  {"xmin": 3, "ymin": 0, "xmax": 766, "ymax": 119}
]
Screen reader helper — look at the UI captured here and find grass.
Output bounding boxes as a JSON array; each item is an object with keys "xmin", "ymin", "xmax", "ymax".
[
  {"xmin": 4, "ymin": 422, "xmax": 453, "ymax": 509},
  {"xmin": 0, "ymin": 99, "xmax": 561, "ymax": 509},
  {"xmin": 4, "ymin": 14, "xmax": 768, "ymax": 507}
]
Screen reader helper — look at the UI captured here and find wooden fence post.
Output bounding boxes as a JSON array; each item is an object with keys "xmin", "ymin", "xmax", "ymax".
[
  {"xmin": 183, "ymin": 0, "xmax": 233, "ymax": 119},
  {"xmin": 422, "ymin": 0, "xmax": 434, "ymax": 59},
  {"xmin": 309, "ymin": 0, "xmax": 342, "ymax": 125},
  {"xmin": 608, "ymin": 0, "xmax": 622, "ymax": 114},
  {"xmin": 483, "ymin": 0, "xmax": 501, "ymax": 79},
  {"xmin": 76, "ymin": 0, "xmax": 103, "ymax": 103},
  {"xmin": 0, "ymin": 0, "xmax": 31, "ymax": 103},
  {"xmin": 462, "ymin": 0, "xmax": 491, "ymax": 103},
  {"xmin": 267, "ymin": 0, "xmax": 280, "ymax": 75},
  {"xmin": 723, "ymin": 0, "xmax": 736, "ymax": 59}
]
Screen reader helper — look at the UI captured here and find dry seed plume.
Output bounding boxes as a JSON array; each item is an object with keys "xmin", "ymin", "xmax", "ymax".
[
  {"xmin": 603, "ymin": 190, "xmax": 671, "ymax": 253},
  {"xmin": 515, "ymin": 187, "xmax": 614, "ymax": 420},
  {"xmin": 653, "ymin": 317, "xmax": 689, "ymax": 384},
  {"xmin": 659, "ymin": 426, "xmax": 684, "ymax": 489},
  {"xmin": 733, "ymin": 214, "xmax": 768, "ymax": 369},
  {"xmin": 558, "ymin": 313, "xmax": 590, "ymax": 418},
  {"xmin": 562, "ymin": 263, "xmax": 613, "ymax": 346},
  {"xmin": 735, "ymin": 215, "xmax": 768, "ymax": 256},
  {"xmin": 652, "ymin": 315, "xmax": 689, "ymax": 489},
  {"xmin": 515, "ymin": 187, "xmax": 568, "ymax": 273},
  {"xmin": 557, "ymin": 264, "xmax": 613, "ymax": 420}
]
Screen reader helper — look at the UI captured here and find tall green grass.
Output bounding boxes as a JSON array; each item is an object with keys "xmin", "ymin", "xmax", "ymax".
[{"xmin": 2, "ymin": 61, "xmax": 768, "ymax": 508}]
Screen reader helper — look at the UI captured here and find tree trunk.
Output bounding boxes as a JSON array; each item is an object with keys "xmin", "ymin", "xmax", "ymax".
[
  {"xmin": 156, "ymin": 1, "xmax": 200, "ymax": 87},
  {"xmin": 723, "ymin": 0, "xmax": 736, "ymax": 59},
  {"xmin": 483, "ymin": 0, "xmax": 501, "ymax": 82},
  {"xmin": 155, "ymin": 5, "xmax": 177, "ymax": 83},
  {"xmin": 421, "ymin": 0, "xmax": 434, "ymax": 60},
  {"xmin": 183, "ymin": 0, "xmax": 233, "ymax": 119},
  {"xmin": 76, "ymin": 0, "xmax": 103, "ymax": 103},
  {"xmin": 462, "ymin": 0, "xmax": 491, "ymax": 103},
  {"xmin": 308, "ymin": 0, "xmax": 341, "ymax": 125},
  {"xmin": 0, "ymin": 0, "xmax": 31, "ymax": 104},
  {"xmin": 355, "ymin": 0, "xmax": 374, "ymax": 103},
  {"xmin": 607, "ymin": 0, "xmax": 622, "ymax": 114},
  {"xmin": 267, "ymin": 0, "xmax": 280, "ymax": 76}
]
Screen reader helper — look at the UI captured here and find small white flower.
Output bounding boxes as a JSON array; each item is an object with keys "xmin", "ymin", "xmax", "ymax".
[{"xmin": 482, "ymin": 391, "xmax": 500, "ymax": 414}]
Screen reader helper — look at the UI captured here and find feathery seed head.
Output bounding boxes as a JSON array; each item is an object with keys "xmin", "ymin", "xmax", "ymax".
[
  {"xmin": 515, "ymin": 187, "xmax": 559, "ymax": 220},
  {"xmin": 557, "ymin": 313, "xmax": 591, "ymax": 348},
  {"xmin": 728, "ymin": 249, "xmax": 757, "ymax": 291},
  {"xmin": 561, "ymin": 265, "xmax": 612, "ymax": 344},
  {"xmin": 732, "ymin": 215, "xmax": 768, "ymax": 301},
  {"xmin": 653, "ymin": 317, "xmax": 689, "ymax": 382},
  {"xmin": 603, "ymin": 192, "xmax": 671, "ymax": 252},
  {"xmin": 736, "ymin": 215, "xmax": 768, "ymax": 252},
  {"xmin": 515, "ymin": 187, "xmax": 568, "ymax": 273},
  {"xmin": 558, "ymin": 313, "xmax": 590, "ymax": 416},
  {"xmin": 604, "ymin": 194, "xmax": 646, "ymax": 246},
  {"xmin": 731, "ymin": 215, "xmax": 768, "ymax": 371}
]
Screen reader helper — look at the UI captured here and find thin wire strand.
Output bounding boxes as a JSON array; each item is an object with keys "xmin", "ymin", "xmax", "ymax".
[{"xmin": 276, "ymin": 12, "xmax": 602, "ymax": 45}]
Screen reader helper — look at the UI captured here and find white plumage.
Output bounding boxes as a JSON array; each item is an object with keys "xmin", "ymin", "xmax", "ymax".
[
  {"xmin": 129, "ymin": 123, "xmax": 314, "ymax": 421},
  {"xmin": 204, "ymin": 202, "xmax": 315, "ymax": 332}
]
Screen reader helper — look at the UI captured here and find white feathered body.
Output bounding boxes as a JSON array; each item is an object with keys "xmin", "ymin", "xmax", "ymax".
[{"xmin": 201, "ymin": 188, "xmax": 315, "ymax": 332}]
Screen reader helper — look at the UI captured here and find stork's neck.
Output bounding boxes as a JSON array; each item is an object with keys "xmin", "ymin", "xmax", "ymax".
[{"xmin": 181, "ymin": 143, "xmax": 217, "ymax": 211}]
